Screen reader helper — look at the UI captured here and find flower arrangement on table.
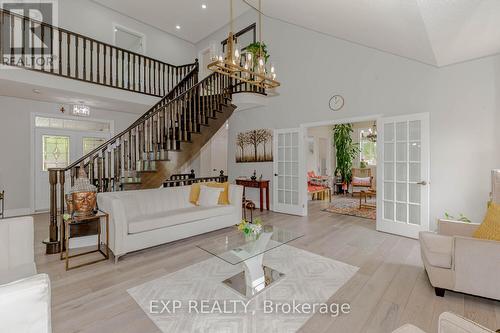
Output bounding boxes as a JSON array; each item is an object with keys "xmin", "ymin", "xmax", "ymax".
[{"xmin": 237, "ymin": 217, "xmax": 263, "ymax": 236}]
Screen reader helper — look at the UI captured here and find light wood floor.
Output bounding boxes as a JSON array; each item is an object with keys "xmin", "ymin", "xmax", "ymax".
[{"xmin": 33, "ymin": 201, "xmax": 500, "ymax": 333}]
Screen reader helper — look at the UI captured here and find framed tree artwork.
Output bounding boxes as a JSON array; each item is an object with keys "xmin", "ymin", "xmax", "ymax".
[{"xmin": 236, "ymin": 129, "xmax": 273, "ymax": 163}]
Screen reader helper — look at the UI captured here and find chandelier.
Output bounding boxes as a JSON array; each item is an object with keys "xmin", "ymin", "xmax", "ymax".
[
  {"xmin": 361, "ymin": 122, "xmax": 377, "ymax": 142},
  {"xmin": 207, "ymin": 0, "xmax": 280, "ymax": 90}
]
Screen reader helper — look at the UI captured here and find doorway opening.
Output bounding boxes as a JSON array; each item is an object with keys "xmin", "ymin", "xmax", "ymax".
[
  {"xmin": 296, "ymin": 113, "xmax": 430, "ymax": 239},
  {"xmin": 199, "ymin": 121, "xmax": 229, "ymax": 177},
  {"xmin": 305, "ymin": 119, "xmax": 378, "ymax": 221}
]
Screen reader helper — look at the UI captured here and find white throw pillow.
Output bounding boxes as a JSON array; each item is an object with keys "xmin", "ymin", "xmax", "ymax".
[{"xmin": 198, "ymin": 185, "xmax": 224, "ymax": 207}]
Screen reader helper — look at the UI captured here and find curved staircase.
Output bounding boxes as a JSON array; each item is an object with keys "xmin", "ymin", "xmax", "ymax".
[{"xmin": 44, "ymin": 60, "xmax": 265, "ymax": 253}]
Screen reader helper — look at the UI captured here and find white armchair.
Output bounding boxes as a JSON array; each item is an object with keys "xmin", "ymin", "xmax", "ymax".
[
  {"xmin": 0, "ymin": 216, "xmax": 37, "ymax": 284},
  {"xmin": 393, "ymin": 312, "xmax": 495, "ymax": 333},
  {"xmin": 0, "ymin": 216, "xmax": 52, "ymax": 333},
  {"xmin": 419, "ymin": 219, "xmax": 500, "ymax": 300}
]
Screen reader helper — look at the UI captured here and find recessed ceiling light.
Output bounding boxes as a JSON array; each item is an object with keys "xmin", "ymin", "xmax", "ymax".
[
  {"xmin": 176, "ymin": 25, "xmax": 181, "ymax": 30},
  {"xmin": 33, "ymin": 89, "xmax": 41, "ymax": 94},
  {"xmin": 202, "ymin": 4, "xmax": 207, "ymax": 9}
]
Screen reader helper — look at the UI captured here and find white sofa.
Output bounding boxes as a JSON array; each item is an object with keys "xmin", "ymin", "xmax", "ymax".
[
  {"xmin": 393, "ymin": 312, "xmax": 494, "ymax": 333},
  {"xmin": 419, "ymin": 219, "xmax": 500, "ymax": 300},
  {"xmin": 0, "ymin": 216, "xmax": 52, "ymax": 333},
  {"xmin": 98, "ymin": 184, "xmax": 243, "ymax": 262}
]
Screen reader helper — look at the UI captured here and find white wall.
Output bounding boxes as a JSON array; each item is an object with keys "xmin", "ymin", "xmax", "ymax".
[
  {"xmin": 58, "ymin": 0, "xmax": 196, "ymax": 66},
  {"xmin": 198, "ymin": 10, "xmax": 500, "ymax": 226},
  {"xmin": 0, "ymin": 95, "xmax": 137, "ymax": 216}
]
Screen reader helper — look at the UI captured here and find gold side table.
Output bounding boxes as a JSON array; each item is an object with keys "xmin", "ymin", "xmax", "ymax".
[{"xmin": 61, "ymin": 211, "xmax": 109, "ymax": 271}]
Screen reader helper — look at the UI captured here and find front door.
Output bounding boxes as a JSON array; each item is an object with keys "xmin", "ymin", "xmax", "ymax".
[
  {"xmin": 377, "ymin": 113, "xmax": 430, "ymax": 239},
  {"xmin": 273, "ymin": 128, "xmax": 304, "ymax": 215},
  {"xmin": 34, "ymin": 117, "xmax": 110, "ymax": 211}
]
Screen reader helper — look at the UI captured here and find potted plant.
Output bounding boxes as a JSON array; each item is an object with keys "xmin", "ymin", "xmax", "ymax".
[
  {"xmin": 333, "ymin": 124, "xmax": 360, "ymax": 190},
  {"xmin": 245, "ymin": 42, "xmax": 270, "ymax": 69}
]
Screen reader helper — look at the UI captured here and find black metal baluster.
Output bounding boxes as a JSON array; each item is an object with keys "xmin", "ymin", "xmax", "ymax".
[
  {"xmin": 148, "ymin": 58, "xmax": 152, "ymax": 95},
  {"xmin": 127, "ymin": 52, "xmax": 130, "ymax": 90},
  {"xmin": 75, "ymin": 36, "xmax": 79, "ymax": 78},
  {"xmin": 115, "ymin": 48, "xmax": 118, "ymax": 87},
  {"xmin": 83, "ymin": 38, "xmax": 87, "ymax": 80},
  {"xmin": 121, "ymin": 49, "xmax": 124, "ymax": 88},
  {"xmin": 103, "ymin": 44, "xmax": 107, "ymax": 84},
  {"xmin": 66, "ymin": 33, "xmax": 70, "ymax": 76},
  {"xmin": 58, "ymin": 29, "xmax": 62, "ymax": 75},
  {"xmin": 96, "ymin": 43, "xmax": 100, "ymax": 83}
]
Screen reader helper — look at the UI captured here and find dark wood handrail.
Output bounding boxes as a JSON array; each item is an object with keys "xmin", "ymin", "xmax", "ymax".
[
  {"xmin": 0, "ymin": 8, "xmax": 190, "ymax": 69},
  {"xmin": 0, "ymin": 8, "xmax": 196, "ymax": 97},
  {"xmin": 64, "ymin": 63, "xmax": 199, "ymax": 170}
]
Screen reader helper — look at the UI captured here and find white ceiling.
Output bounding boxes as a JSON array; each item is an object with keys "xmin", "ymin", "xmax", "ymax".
[
  {"xmin": 92, "ymin": 0, "xmax": 250, "ymax": 44},
  {"xmin": 245, "ymin": 0, "xmax": 500, "ymax": 67},
  {"xmin": 0, "ymin": 80, "xmax": 149, "ymax": 114},
  {"xmin": 93, "ymin": 0, "xmax": 500, "ymax": 67}
]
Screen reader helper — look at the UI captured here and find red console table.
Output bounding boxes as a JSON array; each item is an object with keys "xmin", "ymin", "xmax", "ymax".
[{"xmin": 235, "ymin": 179, "xmax": 270, "ymax": 212}]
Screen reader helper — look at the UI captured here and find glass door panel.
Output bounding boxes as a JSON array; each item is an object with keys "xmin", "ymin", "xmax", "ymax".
[
  {"xmin": 377, "ymin": 114, "xmax": 429, "ymax": 238},
  {"xmin": 274, "ymin": 129, "xmax": 303, "ymax": 215}
]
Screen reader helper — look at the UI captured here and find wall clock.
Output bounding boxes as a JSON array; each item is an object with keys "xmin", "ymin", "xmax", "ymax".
[{"xmin": 329, "ymin": 95, "xmax": 344, "ymax": 111}]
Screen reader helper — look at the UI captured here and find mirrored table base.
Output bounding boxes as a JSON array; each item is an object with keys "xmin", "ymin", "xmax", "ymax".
[{"xmin": 222, "ymin": 265, "xmax": 285, "ymax": 299}]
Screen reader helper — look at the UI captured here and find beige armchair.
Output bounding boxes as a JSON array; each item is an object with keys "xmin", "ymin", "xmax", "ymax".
[
  {"xmin": 419, "ymin": 219, "xmax": 500, "ymax": 300},
  {"xmin": 393, "ymin": 312, "xmax": 495, "ymax": 333}
]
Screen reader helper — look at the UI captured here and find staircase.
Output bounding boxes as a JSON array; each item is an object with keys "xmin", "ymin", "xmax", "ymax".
[
  {"xmin": 0, "ymin": 8, "xmax": 267, "ymax": 253},
  {"xmin": 44, "ymin": 64, "xmax": 266, "ymax": 253}
]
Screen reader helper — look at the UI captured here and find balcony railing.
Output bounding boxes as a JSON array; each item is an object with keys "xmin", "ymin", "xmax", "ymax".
[{"xmin": 0, "ymin": 9, "xmax": 196, "ymax": 97}]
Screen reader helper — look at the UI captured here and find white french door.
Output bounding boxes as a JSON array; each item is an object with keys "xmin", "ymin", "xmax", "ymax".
[
  {"xmin": 273, "ymin": 128, "xmax": 305, "ymax": 215},
  {"xmin": 377, "ymin": 113, "xmax": 430, "ymax": 239}
]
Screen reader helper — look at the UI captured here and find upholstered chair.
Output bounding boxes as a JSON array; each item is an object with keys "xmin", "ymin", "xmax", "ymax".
[
  {"xmin": 0, "ymin": 216, "xmax": 52, "ymax": 333},
  {"xmin": 419, "ymin": 219, "xmax": 500, "ymax": 300}
]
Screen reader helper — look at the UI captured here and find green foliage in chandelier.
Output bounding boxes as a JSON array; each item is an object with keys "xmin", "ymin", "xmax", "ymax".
[
  {"xmin": 246, "ymin": 42, "xmax": 270, "ymax": 65},
  {"xmin": 333, "ymin": 124, "xmax": 360, "ymax": 184}
]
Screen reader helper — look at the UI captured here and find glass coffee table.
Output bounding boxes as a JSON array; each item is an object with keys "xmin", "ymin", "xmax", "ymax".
[{"xmin": 197, "ymin": 225, "xmax": 303, "ymax": 298}]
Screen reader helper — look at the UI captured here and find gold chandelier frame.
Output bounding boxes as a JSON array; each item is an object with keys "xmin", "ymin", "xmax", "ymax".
[{"xmin": 207, "ymin": 0, "xmax": 280, "ymax": 90}]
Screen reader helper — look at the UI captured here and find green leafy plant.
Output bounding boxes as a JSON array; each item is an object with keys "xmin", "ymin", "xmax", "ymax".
[
  {"xmin": 333, "ymin": 124, "xmax": 360, "ymax": 184},
  {"xmin": 444, "ymin": 212, "xmax": 471, "ymax": 223},
  {"xmin": 245, "ymin": 42, "xmax": 270, "ymax": 67}
]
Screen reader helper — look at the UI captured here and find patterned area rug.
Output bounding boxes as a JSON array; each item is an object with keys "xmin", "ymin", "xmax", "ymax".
[
  {"xmin": 323, "ymin": 195, "xmax": 377, "ymax": 220},
  {"xmin": 128, "ymin": 244, "xmax": 358, "ymax": 333}
]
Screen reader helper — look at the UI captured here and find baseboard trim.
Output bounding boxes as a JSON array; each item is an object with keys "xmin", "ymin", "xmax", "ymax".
[{"xmin": 3, "ymin": 208, "xmax": 33, "ymax": 218}]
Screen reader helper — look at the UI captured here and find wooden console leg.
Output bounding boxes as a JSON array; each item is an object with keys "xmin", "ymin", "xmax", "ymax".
[{"xmin": 435, "ymin": 287, "xmax": 445, "ymax": 297}]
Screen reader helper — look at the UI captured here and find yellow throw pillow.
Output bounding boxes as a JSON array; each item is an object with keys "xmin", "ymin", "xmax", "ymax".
[
  {"xmin": 473, "ymin": 203, "xmax": 500, "ymax": 241},
  {"xmin": 206, "ymin": 182, "xmax": 230, "ymax": 205},
  {"xmin": 189, "ymin": 182, "xmax": 230, "ymax": 205},
  {"xmin": 189, "ymin": 183, "xmax": 202, "ymax": 204}
]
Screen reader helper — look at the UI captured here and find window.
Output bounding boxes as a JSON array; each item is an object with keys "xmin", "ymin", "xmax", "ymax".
[
  {"xmin": 114, "ymin": 26, "xmax": 144, "ymax": 54},
  {"xmin": 83, "ymin": 137, "xmax": 106, "ymax": 155},
  {"xmin": 42, "ymin": 135, "xmax": 70, "ymax": 171},
  {"xmin": 35, "ymin": 116, "xmax": 111, "ymax": 132},
  {"xmin": 359, "ymin": 133, "xmax": 377, "ymax": 166}
]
